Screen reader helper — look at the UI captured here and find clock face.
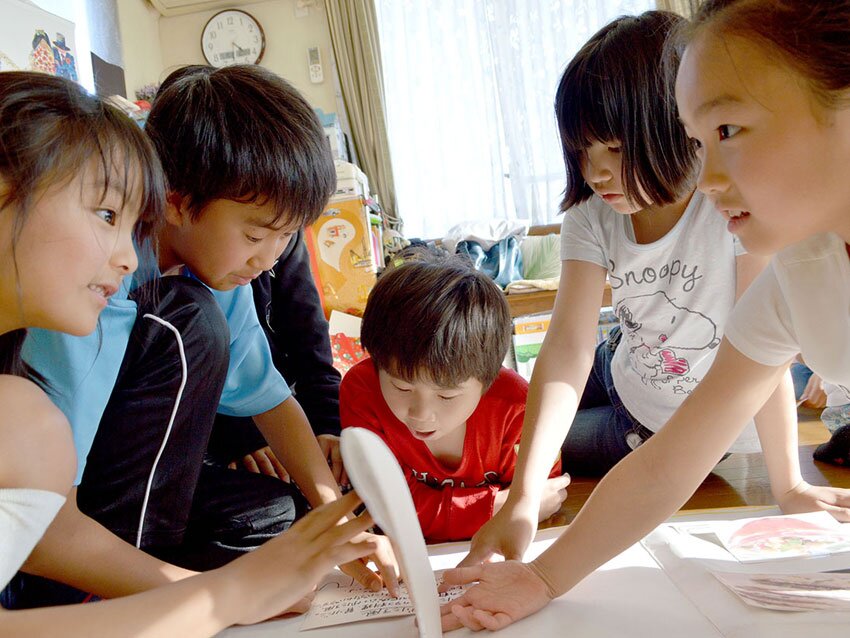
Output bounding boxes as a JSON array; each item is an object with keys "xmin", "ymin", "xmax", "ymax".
[{"xmin": 201, "ymin": 10, "xmax": 265, "ymax": 68}]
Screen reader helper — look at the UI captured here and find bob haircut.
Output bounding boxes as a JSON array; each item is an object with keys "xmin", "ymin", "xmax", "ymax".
[
  {"xmin": 360, "ymin": 252, "xmax": 511, "ymax": 389},
  {"xmin": 146, "ymin": 64, "xmax": 335, "ymax": 227},
  {"xmin": 0, "ymin": 71, "xmax": 165, "ymax": 377},
  {"xmin": 677, "ymin": 0, "xmax": 850, "ymax": 109},
  {"xmin": 556, "ymin": 10, "xmax": 697, "ymax": 211}
]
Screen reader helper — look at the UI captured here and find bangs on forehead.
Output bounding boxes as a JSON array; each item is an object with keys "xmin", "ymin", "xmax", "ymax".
[
  {"xmin": 385, "ymin": 357, "xmax": 467, "ymax": 389},
  {"xmin": 559, "ymin": 58, "xmax": 624, "ymax": 153}
]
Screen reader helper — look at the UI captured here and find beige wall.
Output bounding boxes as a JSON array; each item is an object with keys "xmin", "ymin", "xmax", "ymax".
[
  {"xmin": 116, "ymin": 0, "xmax": 164, "ymax": 98},
  {"xmin": 117, "ymin": 0, "xmax": 338, "ymax": 114}
]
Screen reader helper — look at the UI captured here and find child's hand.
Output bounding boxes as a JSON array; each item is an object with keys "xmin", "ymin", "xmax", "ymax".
[
  {"xmin": 226, "ymin": 491, "xmax": 378, "ymax": 626},
  {"xmin": 228, "ymin": 446, "xmax": 290, "ymax": 482},
  {"xmin": 537, "ymin": 474, "xmax": 570, "ymax": 521},
  {"xmin": 317, "ymin": 434, "xmax": 348, "ymax": 487},
  {"xmin": 338, "ymin": 531, "xmax": 400, "ymax": 597},
  {"xmin": 798, "ymin": 373, "xmax": 827, "ymax": 409},
  {"xmin": 460, "ymin": 497, "xmax": 540, "ymax": 567},
  {"xmin": 439, "ymin": 561, "xmax": 553, "ymax": 632},
  {"xmin": 777, "ymin": 481, "xmax": 850, "ymax": 522}
]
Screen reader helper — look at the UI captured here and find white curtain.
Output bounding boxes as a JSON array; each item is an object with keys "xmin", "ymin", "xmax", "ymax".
[{"xmin": 375, "ymin": 0, "xmax": 654, "ymax": 239}]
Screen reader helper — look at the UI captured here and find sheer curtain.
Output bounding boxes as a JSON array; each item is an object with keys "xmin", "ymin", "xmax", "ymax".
[{"xmin": 375, "ymin": 0, "xmax": 654, "ymax": 239}]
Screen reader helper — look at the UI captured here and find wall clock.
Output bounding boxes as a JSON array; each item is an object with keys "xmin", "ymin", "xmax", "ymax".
[{"xmin": 201, "ymin": 9, "xmax": 266, "ymax": 68}]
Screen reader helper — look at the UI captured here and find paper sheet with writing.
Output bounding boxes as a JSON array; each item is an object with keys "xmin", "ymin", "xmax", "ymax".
[{"xmin": 300, "ymin": 570, "xmax": 465, "ymax": 631}]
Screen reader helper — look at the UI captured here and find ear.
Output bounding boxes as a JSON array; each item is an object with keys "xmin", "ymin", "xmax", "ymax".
[{"xmin": 165, "ymin": 192, "xmax": 190, "ymax": 227}]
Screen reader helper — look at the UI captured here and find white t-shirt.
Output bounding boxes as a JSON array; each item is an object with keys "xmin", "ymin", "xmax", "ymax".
[
  {"xmin": 725, "ymin": 232, "xmax": 850, "ymax": 405},
  {"xmin": 0, "ymin": 488, "xmax": 65, "ymax": 588},
  {"xmin": 561, "ymin": 191, "xmax": 760, "ymax": 453}
]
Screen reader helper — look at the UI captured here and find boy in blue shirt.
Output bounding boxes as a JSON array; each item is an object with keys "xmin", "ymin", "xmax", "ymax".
[{"xmin": 18, "ymin": 65, "xmax": 395, "ymax": 605}]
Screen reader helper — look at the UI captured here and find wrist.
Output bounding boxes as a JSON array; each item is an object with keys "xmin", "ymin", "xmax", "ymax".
[
  {"xmin": 527, "ymin": 558, "xmax": 560, "ymax": 601},
  {"xmin": 771, "ymin": 476, "xmax": 808, "ymax": 500}
]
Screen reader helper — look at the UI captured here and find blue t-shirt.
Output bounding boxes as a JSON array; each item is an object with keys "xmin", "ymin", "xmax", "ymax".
[{"xmin": 23, "ymin": 245, "xmax": 290, "ymax": 484}]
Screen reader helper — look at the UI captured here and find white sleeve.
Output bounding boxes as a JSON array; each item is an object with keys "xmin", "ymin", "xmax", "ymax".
[
  {"xmin": 724, "ymin": 263, "xmax": 798, "ymax": 367},
  {"xmin": 560, "ymin": 202, "xmax": 607, "ymax": 268},
  {"xmin": 0, "ymin": 489, "xmax": 65, "ymax": 588}
]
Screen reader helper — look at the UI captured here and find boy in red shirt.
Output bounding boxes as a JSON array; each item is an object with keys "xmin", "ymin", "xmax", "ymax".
[{"xmin": 340, "ymin": 255, "xmax": 569, "ymax": 543}]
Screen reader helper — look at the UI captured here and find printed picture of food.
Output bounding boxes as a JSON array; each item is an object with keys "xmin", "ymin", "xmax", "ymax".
[{"xmin": 725, "ymin": 517, "xmax": 850, "ymax": 561}]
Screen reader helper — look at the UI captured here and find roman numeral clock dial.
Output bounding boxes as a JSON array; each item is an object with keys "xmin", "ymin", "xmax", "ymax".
[{"xmin": 201, "ymin": 9, "xmax": 266, "ymax": 68}]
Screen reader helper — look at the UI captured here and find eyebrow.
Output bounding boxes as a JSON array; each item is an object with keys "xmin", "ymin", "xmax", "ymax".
[
  {"xmin": 246, "ymin": 216, "xmax": 294, "ymax": 231},
  {"xmin": 693, "ymin": 94, "xmax": 744, "ymax": 119}
]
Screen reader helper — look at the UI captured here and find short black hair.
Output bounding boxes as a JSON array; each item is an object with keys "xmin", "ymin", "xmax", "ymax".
[
  {"xmin": 556, "ymin": 10, "xmax": 696, "ymax": 211},
  {"xmin": 360, "ymin": 253, "xmax": 511, "ymax": 389},
  {"xmin": 146, "ymin": 64, "xmax": 335, "ymax": 227}
]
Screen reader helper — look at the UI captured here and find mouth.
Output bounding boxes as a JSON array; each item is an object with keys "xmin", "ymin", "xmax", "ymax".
[
  {"xmin": 722, "ymin": 209, "xmax": 751, "ymax": 233},
  {"xmin": 88, "ymin": 283, "xmax": 117, "ymax": 300},
  {"xmin": 231, "ymin": 272, "xmax": 262, "ymax": 286},
  {"xmin": 409, "ymin": 428, "xmax": 437, "ymax": 441},
  {"xmin": 599, "ymin": 193, "xmax": 623, "ymax": 203}
]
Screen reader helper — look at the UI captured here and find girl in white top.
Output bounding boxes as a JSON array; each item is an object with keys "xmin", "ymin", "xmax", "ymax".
[
  {"xmin": 440, "ymin": 0, "xmax": 850, "ymax": 631},
  {"xmin": 464, "ymin": 8, "xmax": 842, "ymax": 570},
  {"xmin": 0, "ymin": 71, "xmax": 377, "ymax": 636}
]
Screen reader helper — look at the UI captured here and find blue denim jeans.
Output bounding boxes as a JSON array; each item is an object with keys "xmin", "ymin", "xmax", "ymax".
[
  {"xmin": 561, "ymin": 328, "xmax": 651, "ymax": 477},
  {"xmin": 791, "ymin": 362, "xmax": 813, "ymax": 402}
]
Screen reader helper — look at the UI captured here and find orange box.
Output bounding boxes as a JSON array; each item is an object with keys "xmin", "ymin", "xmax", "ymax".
[{"xmin": 305, "ymin": 197, "xmax": 378, "ymax": 317}]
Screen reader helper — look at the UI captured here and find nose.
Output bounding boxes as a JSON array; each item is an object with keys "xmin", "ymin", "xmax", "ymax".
[
  {"xmin": 406, "ymin": 397, "xmax": 432, "ymax": 424},
  {"xmin": 696, "ymin": 147, "xmax": 729, "ymax": 195},
  {"xmin": 112, "ymin": 225, "xmax": 138, "ymax": 275},
  {"xmin": 582, "ymin": 147, "xmax": 614, "ymax": 186},
  {"xmin": 248, "ymin": 234, "xmax": 290, "ymax": 272}
]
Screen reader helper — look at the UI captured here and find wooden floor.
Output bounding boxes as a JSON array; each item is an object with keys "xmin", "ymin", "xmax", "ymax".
[{"xmin": 544, "ymin": 408, "xmax": 850, "ymax": 527}]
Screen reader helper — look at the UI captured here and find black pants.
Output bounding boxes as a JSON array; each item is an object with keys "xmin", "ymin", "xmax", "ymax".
[{"xmin": 4, "ymin": 277, "xmax": 306, "ymax": 609}]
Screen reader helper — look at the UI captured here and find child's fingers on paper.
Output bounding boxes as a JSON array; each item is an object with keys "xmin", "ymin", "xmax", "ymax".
[
  {"xmin": 475, "ymin": 609, "xmax": 513, "ymax": 631},
  {"xmin": 439, "ymin": 603, "xmax": 465, "ymax": 632},
  {"xmin": 375, "ymin": 553, "xmax": 401, "ymax": 597},
  {"xmin": 339, "ymin": 558, "xmax": 384, "ymax": 592},
  {"xmin": 280, "ymin": 592, "xmax": 315, "ymax": 616},
  {"xmin": 450, "ymin": 603, "xmax": 487, "ymax": 631},
  {"xmin": 440, "ymin": 566, "xmax": 483, "ymax": 588},
  {"xmin": 818, "ymin": 500, "xmax": 850, "ymax": 522}
]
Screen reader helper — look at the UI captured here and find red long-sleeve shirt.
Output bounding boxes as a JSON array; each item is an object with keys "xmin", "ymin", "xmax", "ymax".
[{"xmin": 340, "ymin": 359, "xmax": 559, "ymax": 543}]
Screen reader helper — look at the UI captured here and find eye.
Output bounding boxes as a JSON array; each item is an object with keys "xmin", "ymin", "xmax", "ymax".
[
  {"xmin": 607, "ymin": 146, "xmax": 621, "ymax": 154},
  {"xmin": 438, "ymin": 395, "xmax": 458, "ymax": 401},
  {"xmin": 689, "ymin": 137, "xmax": 703, "ymax": 150},
  {"xmin": 246, "ymin": 234, "xmax": 262, "ymax": 243},
  {"xmin": 96, "ymin": 209, "xmax": 117, "ymax": 226},
  {"xmin": 718, "ymin": 124, "xmax": 741, "ymax": 141},
  {"xmin": 391, "ymin": 384, "xmax": 411, "ymax": 393}
]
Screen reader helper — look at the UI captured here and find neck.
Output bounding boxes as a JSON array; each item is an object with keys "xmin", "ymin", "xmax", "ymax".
[
  {"xmin": 156, "ymin": 226, "xmax": 183, "ymax": 273},
  {"xmin": 630, "ymin": 190, "xmax": 694, "ymax": 244}
]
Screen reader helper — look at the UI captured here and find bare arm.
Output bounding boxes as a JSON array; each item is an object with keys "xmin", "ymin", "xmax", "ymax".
[
  {"xmin": 253, "ymin": 397, "xmax": 400, "ymax": 594},
  {"xmin": 463, "ymin": 260, "xmax": 607, "ymax": 564},
  {"xmin": 534, "ymin": 340, "xmax": 787, "ymax": 595},
  {"xmin": 441, "ymin": 341, "xmax": 788, "ymax": 631},
  {"xmin": 734, "ymin": 254, "xmax": 850, "ymax": 519},
  {"xmin": 22, "ymin": 489, "xmax": 195, "ymax": 598},
  {"xmin": 253, "ymin": 396, "xmax": 339, "ymax": 508},
  {"xmin": 2, "ymin": 492, "xmax": 378, "ymax": 638}
]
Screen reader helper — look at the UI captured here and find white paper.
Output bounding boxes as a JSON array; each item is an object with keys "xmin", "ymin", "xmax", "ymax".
[
  {"xmin": 300, "ymin": 570, "xmax": 466, "ymax": 630},
  {"xmin": 712, "ymin": 570, "xmax": 850, "ymax": 612}
]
